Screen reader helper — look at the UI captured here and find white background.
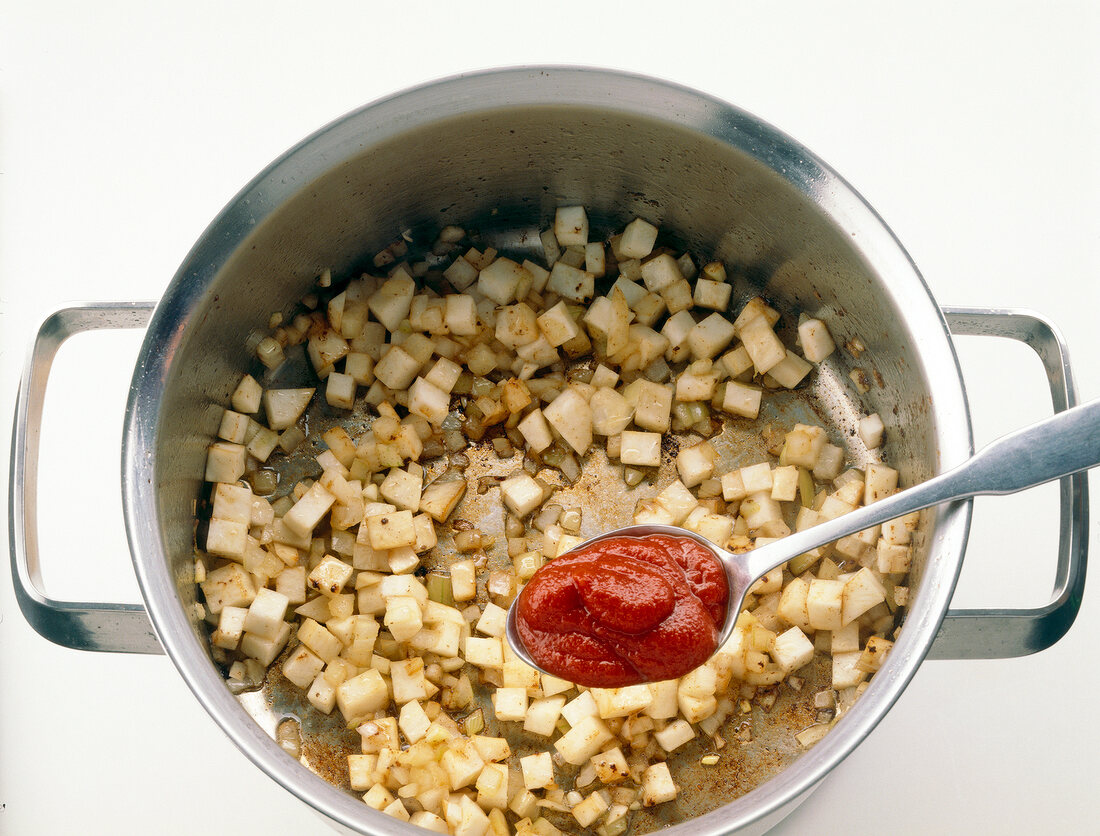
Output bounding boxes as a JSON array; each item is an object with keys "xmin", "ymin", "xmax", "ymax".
[{"xmin": 2, "ymin": 2, "xmax": 1098, "ymax": 834}]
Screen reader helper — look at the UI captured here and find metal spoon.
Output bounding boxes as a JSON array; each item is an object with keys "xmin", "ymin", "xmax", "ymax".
[{"xmin": 507, "ymin": 397, "xmax": 1100, "ymax": 676}]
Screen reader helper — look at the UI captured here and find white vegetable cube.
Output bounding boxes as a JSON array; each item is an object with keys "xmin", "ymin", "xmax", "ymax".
[
  {"xmin": 537, "ymin": 300, "xmax": 581, "ymax": 347},
  {"xmin": 554, "ymin": 206, "xmax": 589, "ymax": 245},
  {"xmin": 366, "ymin": 509, "xmax": 416, "ymax": 550},
  {"xmin": 693, "ymin": 278, "xmax": 732, "ymax": 312},
  {"xmin": 451, "ymin": 559, "xmax": 477, "ymax": 602},
  {"xmin": 859, "ymin": 413, "xmax": 886, "ymax": 449},
  {"xmin": 842, "ymin": 568, "xmax": 887, "ymax": 625},
  {"xmin": 231, "ymin": 374, "xmax": 263, "ymax": 414},
  {"xmin": 592, "ymin": 748, "xmax": 630, "ymax": 784},
  {"xmin": 830, "ymin": 620, "xmax": 861, "ymax": 654},
  {"xmin": 654, "ymin": 718, "xmax": 696, "ymax": 752},
  {"xmin": 324, "ymin": 372, "xmax": 355, "ymax": 410},
  {"xmin": 520, "ymin": 752, "xmax": 555, "ymax": 790},
  {"xmin": 655, "ymin": 479, "xmax": 699, "ymax": 525},
  {"xmin": 408, "ymin": 813, "xmax": 447, "ymax": 834},
  {"xmin": 619, "ymin": 217, "xmax": 659, "ymax": 258},
  {"xmin": 380, "ymin": 468, "xmax": 422, "ymax": 512},
  {"xmin": 641, "ymin": 762, "xmax": 678, "ymax": 806},
  {"xmin": 881, "ymin": 511, "xmax": 920, "ymax": 545},
  {"xmin": 561, "ymin": 690, "xmax": 600, "ymax": 725},
  {"xmin": 375, "ymin": 345, "xmax": 421, "ymax": 390},
  {"xmin": 622, "ymin": 379, "xmax": 672, "ymax": 432},
  {"xmin": 674, "ymin": 366, "xmax": 719, "ymax": 402},
  {"xmin": 772, "ymin": 626, "xmax": 815, "ymax": 673},
  {"xmin": 592, "ymin": 685, "xmax": 654, "ymax": 719},
  {"xmin": 205, "ymin": 518, "xmax": 248, "ymax": 558},
  {"xmin": 857, "ymin": 635, "xmax": 894, "ymax": 673},
  {"xmin": 733, "ymin": 296, "xmax": 781, "ymax": 333},
  {"xmin": 590, "ymin": 388, "xmax": 634, "ymax": 436},
  {"xmin": 619, "ymin": 430, "xmax": 662, "ymax": 467},
  {"xmin": 721, "ymin": 381, "xmax": 763, "ymax": 419},
  {"xmin": 282, "ymin": 482, "xmax": 336, "ymax": 537},
  {"xmin": 297, "ymin": 617, "xmax": 343, "ymax": 662},
  {"xmin": 396, "ymin": 700, "xmax": 431, "ymax": 746},
  {"xmin": 491, "ymin": 687, "xmax": 529, "ymax": 722},
  {"xmin": 307, "ymin": 672, "xmax": 337, "ymax": 714},
  {"xmin": 688, "ymin": 312, "xmax": 737, "ymax": 360},
  {"xmin": 813, "ymin": 444, "xmax": 845, "ymax": 482},
  {"xmin": 771, "ymin": 465, "xmax": 800, "ymax": 501},
  {"xmin": 676, "ymin": 441, "xmax": 716, "ymax": 488},
  {"xmin": 740, "ymin": 463, "xmax": 773, "ymax": 493},
  {"xmin": 546, "ymin": 262, "xmax": 594, "ymax": 302},
  {"xmin": 739, "ymin": 315, "xmax": 787, "ymax": 375},
  {"xmin": 408, "ymin": 377, "xmax": 451, "ymax": 426},
  {"xmin": 573, "ymin": 792, "xmax": 610, "ymax": 828},
  {"xmin": 500, "ymin": 472, "xmax": 545, "ymax": 518},
  {"xmin": 720, "ymin": 470, "xmax": 748, "ymax": 501},
  {"xmin": 464, "ymin": 636, "xmax": 504, "ymax": 669},
  {"xmin": 543, "ymin": 388, "xmax": 593, "ymax": 455},
  {"xmin": 660, "ymin": 278, "xmax": 693, "ymax": 315},
  {"xmin": 200, "ymin": 563, "xmax": 256, "ymax": 614},
  {"xmin": 367, "ymin": 275, "xmax": 415, "ymax": 332},
  {"xmin": 864, "ymin": 462, "xmax": 899, "ymax": 504},
  {"xmin": 555, "ymin": 716, "xmax": 614, "ymax": 765},
  {"xmin": 240, "ymin": 621, "xmax": 291, "ymax": 666},
  {"xmin": 211, "ymin": 605, "xmax": 247, "ymax": 649},
  {"xmin": 877, "ymin": 538, "xmax": 912, "ymax": 574},
  {"xmin": 517, "ymin": 408, "xmax": 554, "ymax": 453},
  {"xmin": 523, "ymin": 696, "xmax": 567, "ymax": 737},
  {"xmin": 777, "ymin": 576, "xmax": 812, "ymax": 631},
  {"xmin": 806, "ymin": 579, "xmax": 845, "ymax": 631},
  {"xmin": 832, "ymin": 651, "xmax": 868, "ymax": 689},
  {"xmin": 217, "ymin": 409, "xmax": 250, "ymax": 444},
  {"xmin": 419, "ymin": 480, "xmax": 466, "ymax": 524},
  {"xmin": 476, "ymin": 762, "xmax": 510, "ymax": 811},
  {"xmin": 247, "ymin": 426, "xmax": 279, "ymax": 462},
  {"xmin": 308, "ymin": 554, "xmax": 354, "ymax": 597},
  {"xmin": 444, "ymin": 257, "xmax": 479, "ymax": 291},
  {"xmin": 390, "ymin": 657, "xmax": 430, "ymax": 704},
  {"xmin": 640, "ymin": 253, "xmax": 682, "ymax": 292},
  {"xmin": 766, "ymin": 350, "xmax": 814, "ymax": 389},
  {"xmin": 205, "ymin": 441, "xmax": 247, "ymax": 484},
  {"xmin": 262, "ymin": 388, "xmax": 314, "ymax": 431},
  {"xmin": 282, "ymin": 644, "xmax": 325, "ymax": 689},
  {"xmin": 720, "ymin": 345, "xmax": 755, "ymax": 379},
  {"xmin": 384, "ymin": 596, "xmax": 424, "ymax": 642},
  {"xmin": 442, "ymin": 739, "xmax": 486, "ymax": 790},
  {"xmin": 798, "ymin": 318, "xmax": 836, "ymax": 363},
  {"xmin": 784, "ymin": 424, "xmax": 827, "ymax": 468},
  {"xmin": 336, "ymin": 669, "xmax": 390, "ymax": 721},
  {"xmin": 540, "ymin": 674, "xmax": 574, "ymax": 698},
  {"xmin": 660, "ymin": 309, "xmax": 697, "ymax": 363},
  {"xmin": 416, "ymin": 358, "xmax": 458, "ymax": 396},
  {"xmin": 444, "ymin": 293, "xmax": 478, "ymax": 334},
  {"xmin": 684, "ymin": 508, "xmax": 733, "ymax": 546},
  {"xmin": 585, "ymin": 242, "xmax": 607, "ymax": 277},
  {"xmin": 243, "ymin": 588, "xmax": 290, "ymax": 641},
  {"xmin": 496, "ymin": 303, "xmax": 540, "ymax": 349},
  {"xmin": 345, "ymin": 352, "xmax": 375, "ymax": 385}
]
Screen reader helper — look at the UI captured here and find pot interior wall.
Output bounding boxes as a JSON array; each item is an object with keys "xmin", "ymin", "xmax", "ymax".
[{"xmin": 150, "ymin": 98, "xmax": 943, "ymax": 825}]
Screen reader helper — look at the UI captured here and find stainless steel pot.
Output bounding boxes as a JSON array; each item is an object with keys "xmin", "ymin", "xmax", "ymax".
[{"xmin": 9, "ymin": 67, "xmax": 1087, "ymax": 835}]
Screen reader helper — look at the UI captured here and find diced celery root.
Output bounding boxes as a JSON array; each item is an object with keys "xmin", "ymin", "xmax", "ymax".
[{"xmin": 194, "ymin": 204, "xmax": 915, "ymax": 835}]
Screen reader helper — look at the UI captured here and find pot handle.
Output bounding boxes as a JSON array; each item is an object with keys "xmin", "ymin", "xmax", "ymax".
[
  {"xmin": 927, "ymin": 307, "xmax": 1088, "ymax": 659},
  {"xmin": 9, "ymin": 302, "xmax": 164, "ymax": 654}
]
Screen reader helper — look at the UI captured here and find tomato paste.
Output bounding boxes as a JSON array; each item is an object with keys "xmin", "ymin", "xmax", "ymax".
[{"xmin": 515, "ymin": 533, "xmax": 729, "ymax": 687}]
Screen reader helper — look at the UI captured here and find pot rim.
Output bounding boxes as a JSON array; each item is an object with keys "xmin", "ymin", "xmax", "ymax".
[{"xmin": 122, "ymin": 65, "xmax": 974, "ymax": 835}]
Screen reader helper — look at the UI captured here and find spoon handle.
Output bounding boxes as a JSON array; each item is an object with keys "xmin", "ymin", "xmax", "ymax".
[{"xmin": 734, "ymin": 397, "xmax": 1100, "ymax": 584}]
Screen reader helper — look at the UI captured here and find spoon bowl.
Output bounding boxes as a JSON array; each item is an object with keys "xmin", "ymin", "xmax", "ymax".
[{"xmin": 507, "ymin": 396, "xmax": 1100, "ymax": 681}]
